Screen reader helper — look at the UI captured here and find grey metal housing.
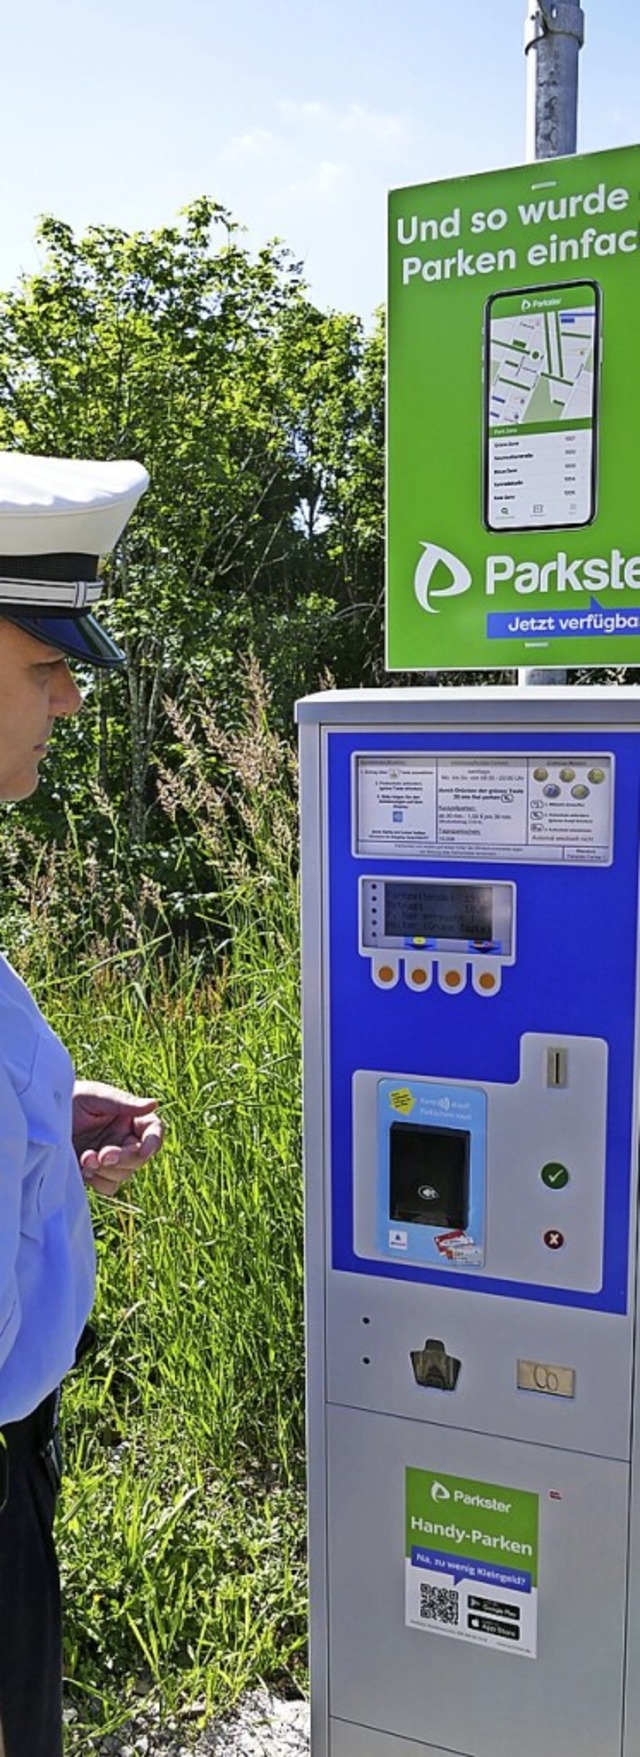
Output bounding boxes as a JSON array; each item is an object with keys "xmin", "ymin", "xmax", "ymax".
[{"xmin": 297, "ymin": 687, "xmax": 640, "ymax": 1757}]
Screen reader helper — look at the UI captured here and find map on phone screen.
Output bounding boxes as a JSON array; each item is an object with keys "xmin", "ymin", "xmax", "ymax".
[{"xmin": 484, "ymin": 281, "xmax": 600, "ymax": 533}]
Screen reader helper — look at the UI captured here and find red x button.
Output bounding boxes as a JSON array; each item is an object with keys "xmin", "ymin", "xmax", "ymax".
[{"xmin": 544, "ymin": 1229, "xmax": 565, "ymax": 1251}]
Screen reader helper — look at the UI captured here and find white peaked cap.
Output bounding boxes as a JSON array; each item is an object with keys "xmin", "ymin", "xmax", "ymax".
[
  {"xmin": 0, "ymin": 453, "xmax": 149, "ymax": 556},
  {"xmin": 0, "ymin": 452, "xmax": 150, "ymax": 669}
]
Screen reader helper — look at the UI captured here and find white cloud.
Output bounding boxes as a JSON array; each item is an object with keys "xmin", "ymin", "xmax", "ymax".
[
  {"xmin": 340, "ymin": 103, "xmax": 407, "ymax": 146},
  {"xmin": 287, "ymin": 159, "xmax": 350, "ymax": 200},
  {"xmin": 221, "ymin": 127, "xmax": 287, "ymax": 164},
  {"xmin": 278, "ymin": 99, "xmax": 326, "ymax": 123},
  {"xmin": 278, "ymin": 98, "xmax": 409, "ymax": 152}
]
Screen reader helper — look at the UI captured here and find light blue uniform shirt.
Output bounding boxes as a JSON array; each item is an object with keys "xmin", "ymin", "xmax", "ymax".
[{"xmin": 0, "ymin": 952, "xmax": 96, "ymax": 1423}]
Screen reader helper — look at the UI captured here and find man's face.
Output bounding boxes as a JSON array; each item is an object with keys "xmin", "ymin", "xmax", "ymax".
[{"xmin": 0, "ymin": 621, "xmax": 83, "ymax": 801}]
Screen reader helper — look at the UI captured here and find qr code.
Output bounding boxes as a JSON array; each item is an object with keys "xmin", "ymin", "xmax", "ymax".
[{"xmin": 419, "ymin": 1584, "xmax": 459, "ymax": 1626}]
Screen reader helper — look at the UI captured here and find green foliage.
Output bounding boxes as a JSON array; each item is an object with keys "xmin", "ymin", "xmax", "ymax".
[{"xmin": 0, "ymin": 204, "xmax": 384, "ymax": 864}]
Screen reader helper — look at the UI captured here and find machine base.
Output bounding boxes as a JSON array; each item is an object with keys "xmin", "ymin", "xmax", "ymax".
[{"xmin": 330, "ymin": 1721, "xmax": 464, "ymax": 1757}]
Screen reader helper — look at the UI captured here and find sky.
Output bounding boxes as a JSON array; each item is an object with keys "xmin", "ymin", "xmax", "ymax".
[{"xmin": 1, "ymin": 0, "xmax": 639, "ymax": 321}]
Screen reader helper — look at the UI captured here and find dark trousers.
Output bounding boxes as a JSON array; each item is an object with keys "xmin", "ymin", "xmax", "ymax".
[{"xmin": 0, "ymin": 1389, "xmax": 63, "ymax": 1757}]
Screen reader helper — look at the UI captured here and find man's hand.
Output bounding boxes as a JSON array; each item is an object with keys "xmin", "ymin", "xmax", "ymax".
[{"xmin": 72, "ymin": 1080, "xmax": 164, "ymax": 1198}]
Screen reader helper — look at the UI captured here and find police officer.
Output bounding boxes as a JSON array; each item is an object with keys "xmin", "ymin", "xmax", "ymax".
[{"xmin": 0, "ymin": 453, "xmax": 164, "ymax": 1757}]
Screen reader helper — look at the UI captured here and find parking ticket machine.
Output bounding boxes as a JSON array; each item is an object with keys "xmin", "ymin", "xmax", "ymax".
[{"xmin": 297, "ymin": 686, "xmax": 640, "ymax": 1757}]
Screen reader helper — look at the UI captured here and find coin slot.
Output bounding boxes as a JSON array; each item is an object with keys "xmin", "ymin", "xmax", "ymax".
[{"xmin": 546, "ymin": 1046, "xmax": 568, "ymax": 1088}]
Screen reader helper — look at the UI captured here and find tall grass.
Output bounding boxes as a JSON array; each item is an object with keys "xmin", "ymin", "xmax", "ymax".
[{"xmin": 0, "ymin": 668, "xmax": 307, "ymax": 1747}]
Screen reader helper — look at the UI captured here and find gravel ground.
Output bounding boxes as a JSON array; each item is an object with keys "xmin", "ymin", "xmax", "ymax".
[
  {"xmin": 82, "ymin": 1692, "xmax": 310, "ymax": 1757},
  {"xmin": 193, "ymin": 1693, "xmax": 309, "ymax": 1755}
]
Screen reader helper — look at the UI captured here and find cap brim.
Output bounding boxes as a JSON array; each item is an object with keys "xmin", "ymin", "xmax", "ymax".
[{"xmin": 1, "ymin": 610, "xmax": 125, "ymax": 669}]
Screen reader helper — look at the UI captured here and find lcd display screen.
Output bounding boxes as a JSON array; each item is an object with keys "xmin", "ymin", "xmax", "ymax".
[
  {"xmin": 390, "ymin": 1122, "xmax": 470, "ymax": 1229},
  {"xmin": 384, "ymin": 882, "xmax": 494, "ymax": 943}
]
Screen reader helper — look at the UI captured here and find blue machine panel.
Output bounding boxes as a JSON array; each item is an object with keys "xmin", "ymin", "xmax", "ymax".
[{"xmin": 327, "ymin": 729, "xmax": 640, "ymax": 1312}]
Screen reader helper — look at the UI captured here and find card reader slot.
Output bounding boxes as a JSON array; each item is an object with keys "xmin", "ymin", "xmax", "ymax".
[{"xmin": 389, "ymin": 1121, "xmax": 470, "ymax": 1230}]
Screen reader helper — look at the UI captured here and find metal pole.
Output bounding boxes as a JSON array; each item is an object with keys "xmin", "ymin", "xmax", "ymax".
[
  {"xmin": 525, "ymin": 0, "xmax": 585, "ymax": 161},
  {"xmin": 520, "ymin": 0, "xmax": 585, "ymax": 684}
]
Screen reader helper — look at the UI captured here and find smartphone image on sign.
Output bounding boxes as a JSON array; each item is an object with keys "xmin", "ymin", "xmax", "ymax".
[{"xmin": 483, "ymin": 279, "xmax": 601, "ymax": 532}]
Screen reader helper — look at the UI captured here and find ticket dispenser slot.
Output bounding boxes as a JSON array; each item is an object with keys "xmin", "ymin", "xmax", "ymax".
[{"xmin": 410, "ymin": 1338, "xmax": 461, "ymax": 1392}]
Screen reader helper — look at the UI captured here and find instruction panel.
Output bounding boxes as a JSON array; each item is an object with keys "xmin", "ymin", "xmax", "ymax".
[{"xmin": 355, "ymin": 753, "xmax": 613, "ymax": 865}]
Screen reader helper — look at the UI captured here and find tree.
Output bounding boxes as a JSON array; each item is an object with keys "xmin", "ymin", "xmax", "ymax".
[{"xmin": 0, "ymin": 202, "xmax": 385, "ymax": 856}]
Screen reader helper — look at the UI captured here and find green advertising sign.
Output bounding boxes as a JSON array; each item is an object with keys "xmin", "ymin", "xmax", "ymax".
[
  {"xmin": 387, "ymin": 144, "xmax": 640, "ymax": 670},
  {"xmin": 405, "ymin": 1466, "xmax": 539, "ymax": 1657}
]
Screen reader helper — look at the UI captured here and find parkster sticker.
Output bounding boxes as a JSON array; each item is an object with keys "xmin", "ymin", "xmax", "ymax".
[
  {"xmin": 387, "ymin": 144, "xmax": 640, "ymax": 670},
  {"xmin": 405, "ymin": 1467, "xmax": 539, "ymax": 1657}
]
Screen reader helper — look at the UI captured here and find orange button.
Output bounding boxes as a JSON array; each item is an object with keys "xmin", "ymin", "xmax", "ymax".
[
  {"xmin": 444, "ymin": 970, "xmax": 462, "ymax": 988},
  {"xmin": 411, "ymin": 968, "xmax": 428, "ymax": 986},
  {"xmin": 478, "ymin": 971, "xmax": 496, "ymax": 991},
  {"xmin": 378, "ymin": 965, "xmax": 395, "ymax": 983}
]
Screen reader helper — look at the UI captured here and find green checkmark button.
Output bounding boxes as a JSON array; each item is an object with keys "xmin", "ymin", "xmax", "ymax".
[{"xmin": 541, "ymin": 1162, "xmax": 570, "ymax": 1190}]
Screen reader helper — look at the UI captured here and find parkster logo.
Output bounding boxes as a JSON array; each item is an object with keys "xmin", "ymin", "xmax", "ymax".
[
  {"xmin": 414, "ymin": 538, "xmax": 640, "ymax": 613},
  {"xmin": 414, "ymin": 541, "xmax": 472, "ymax": 613},
  {"xmin": 430, "ymin": 1480, "xmax": 451, "ymax": 1503}
]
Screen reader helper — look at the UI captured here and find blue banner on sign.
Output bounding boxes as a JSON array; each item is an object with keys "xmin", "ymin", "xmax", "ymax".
[
  {"xmin": 486, "ymin": 599, "xmax": 640, "ymax": 641},
  {"xmin": 411, "ymin": 1546, "xmax": 532, "ymax": 1593}
]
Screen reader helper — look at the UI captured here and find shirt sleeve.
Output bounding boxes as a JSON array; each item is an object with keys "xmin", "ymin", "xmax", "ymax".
[{"xmin": 0, "ymin": 1058, "xmax": 27, "ymax": 1363}]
